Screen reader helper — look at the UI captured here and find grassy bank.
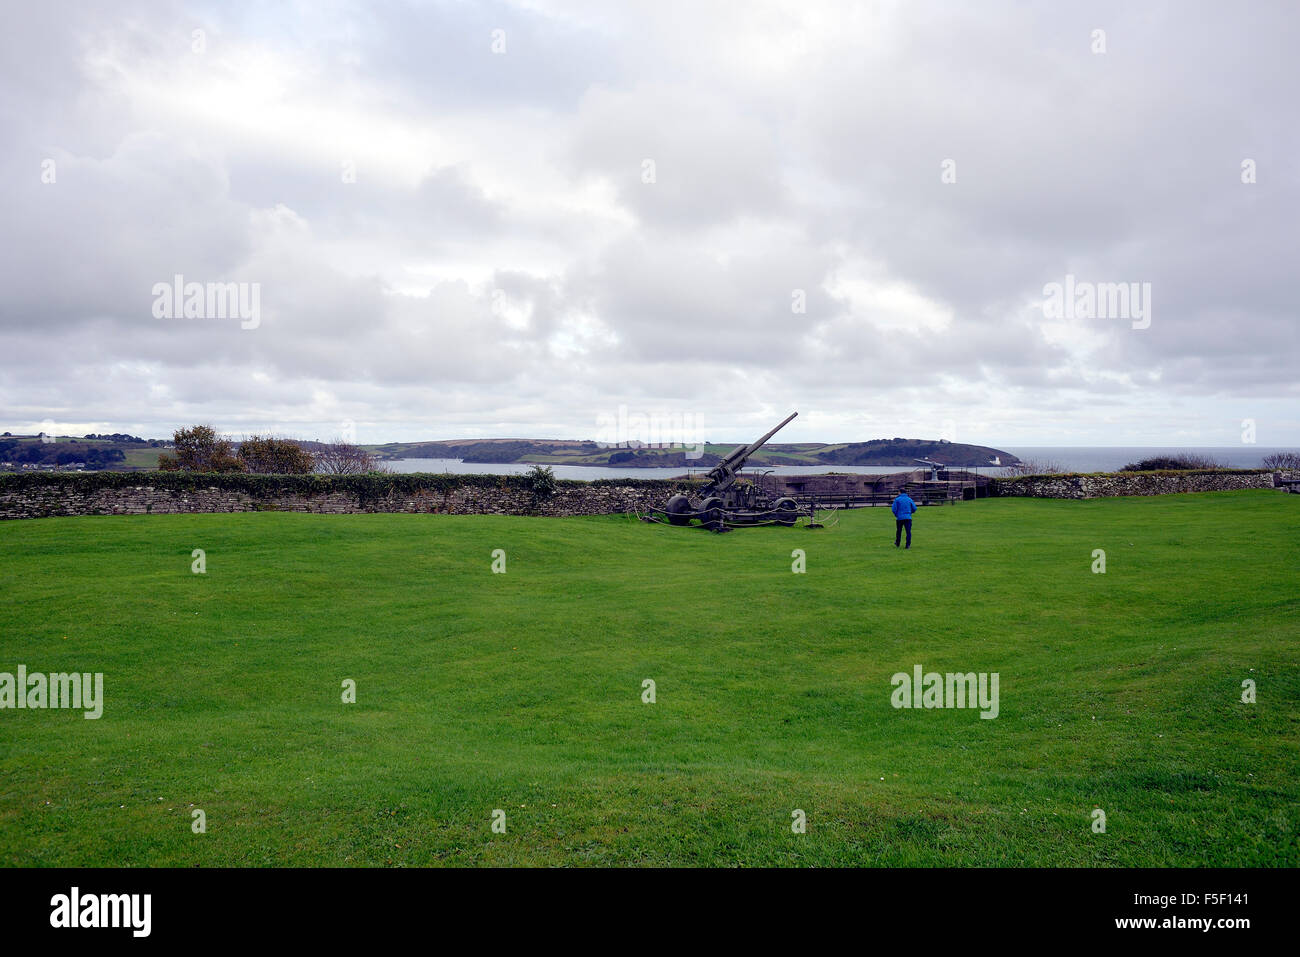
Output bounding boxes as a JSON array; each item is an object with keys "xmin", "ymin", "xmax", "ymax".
[{"xmin": 1, "ymin": 491, "xmax": 1296, "ymax": 866}]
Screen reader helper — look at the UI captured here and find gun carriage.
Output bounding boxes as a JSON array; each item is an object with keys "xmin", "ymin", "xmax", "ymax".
[{"xmin": 653, "ymin": 412, "xmax": 814, "ymax": 531}]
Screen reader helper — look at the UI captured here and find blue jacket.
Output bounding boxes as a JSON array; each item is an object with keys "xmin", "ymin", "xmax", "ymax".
[{"xmin": 891, "ymin": 493, "xmax": 917, "ymax": 519}]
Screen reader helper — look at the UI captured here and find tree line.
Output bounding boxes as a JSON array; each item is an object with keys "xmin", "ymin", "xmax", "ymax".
[
  {"xmin": 0, "ymin": 438, "xmax": 126, "ymax": 467},
  {"xmin": 158, "ymin": 426, "xmax": 387, "ymax": 474}
]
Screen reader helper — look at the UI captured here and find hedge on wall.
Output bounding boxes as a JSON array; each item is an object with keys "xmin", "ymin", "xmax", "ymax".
[
  {"xmin": 987, "ymin": 468, "xmax": 1273, "ymax": 495},
  {"xmin": 0, "ymin": 470, "xmax": 694, "ymax": 499}
]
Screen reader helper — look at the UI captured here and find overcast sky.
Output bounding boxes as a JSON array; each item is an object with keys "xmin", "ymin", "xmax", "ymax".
[{"xmin": 2, "ymin": 0, "xmax": 1296, "ymax": 447}]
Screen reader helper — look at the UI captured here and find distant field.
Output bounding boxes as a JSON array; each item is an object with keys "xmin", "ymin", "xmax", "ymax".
[
  {"xmin": 120, "ymin": 448, "xmax": 162, "ymax": 469},
  {"xmin": 0, "ymin": 435, "xmax": 165, "ymax": 472},
  {"xmin": 1, "ymin": 491, "xmax": 1296, "ymax": 866}
]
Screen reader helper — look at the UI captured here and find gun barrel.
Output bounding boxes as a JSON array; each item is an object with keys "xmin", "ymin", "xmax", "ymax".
[
  {"xmin": 747, "ymin": 411, "xmax": 798, "ymax": 455},
  {"xmin": 702, "ymin": 412, "xmax": 799, "ymax": 495},
  {"xmin": 719, "ymin": 411, "xmax": 798, "ymax": 467}
]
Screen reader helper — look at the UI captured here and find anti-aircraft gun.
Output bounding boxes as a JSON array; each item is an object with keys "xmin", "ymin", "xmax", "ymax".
[
  {"xmin": 661, "ymin": 412, "xmax": 804, "ymax": 529},
  {"xmin": 914, "ymin": 457, "xmax": 945, "ymax": 481}
]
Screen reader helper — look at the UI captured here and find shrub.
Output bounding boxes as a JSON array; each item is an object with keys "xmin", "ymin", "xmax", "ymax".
[
  {"xmin": 1119, "ymin": 453, "xmax": 1225, "ymax": 471},
  {"xmin": 315, "ymin": 441, "xmax": 387, "ymax": 474},
  {"xmin": 1261, "ymin": 451, "xmax": 1300, "ymax": 470},
  {"xmin": 525, "ymin": 464, "xmax": 557, "ymax": 503},
  {"xmin": 237, "ymin": 435, "xmax": 316, "ymax": 474},
  {"xmin": 161, "ymin": 425, "xmax": 243, "ymax": 472}
]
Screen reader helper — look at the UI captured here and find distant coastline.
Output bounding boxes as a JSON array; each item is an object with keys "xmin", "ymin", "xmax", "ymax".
[
  {"xmin": 383, "ymin": 446, "xmax": 1300, "ymax": 481},
  {"xmin": 3, "ymin": 431, "xmax": 1295, "ymax": 477},
  {"xmin": 369, "ymin": 437, "xmax": 1020, "ymax": 470}
]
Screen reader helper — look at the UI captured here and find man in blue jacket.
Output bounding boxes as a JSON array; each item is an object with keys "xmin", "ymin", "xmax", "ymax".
[{"xmin": 891, "ymin": 490, "xmax": 918, "ymax": 548}]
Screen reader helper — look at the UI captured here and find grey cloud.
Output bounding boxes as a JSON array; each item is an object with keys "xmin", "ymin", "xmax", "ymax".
[{"xmin": 0, "ymin": 0, "xmax": 1296, "ymax": 444}]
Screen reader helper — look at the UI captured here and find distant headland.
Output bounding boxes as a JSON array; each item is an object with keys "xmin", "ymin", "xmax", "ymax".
[{"xmin": 369, "ymin": 437, "xmax": 1020, "ymax": 469}]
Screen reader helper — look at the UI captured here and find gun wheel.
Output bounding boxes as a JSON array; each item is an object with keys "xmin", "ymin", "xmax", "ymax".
[
  {"xmin": 699, "ymin": 496, "xmax": 724, "ymax": 528},
  {"xmin": 774, "ymin": 497, "xmax": 799, "ymax": 526},
  {"xmin": 664, "ymin": 494, "xmax": 693, "ymax": 526}
]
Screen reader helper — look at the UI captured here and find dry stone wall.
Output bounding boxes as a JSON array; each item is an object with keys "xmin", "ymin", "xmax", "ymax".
[
  {"xmin": 0, "ymin": 469, "xmax": 1287, "ymax": 519},
  {"xmin": 0, "ymin": 476, "xmax": 693, "ymax": 520},
  {"xmin": 993, "ymin": 470, "xmax": 1280, "ymax": 499}
]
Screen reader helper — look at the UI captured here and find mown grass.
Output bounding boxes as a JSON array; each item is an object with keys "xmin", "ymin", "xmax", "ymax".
[{"xmin": 0, "ymin": 491, "xmax": 1296, "ymax": 866}]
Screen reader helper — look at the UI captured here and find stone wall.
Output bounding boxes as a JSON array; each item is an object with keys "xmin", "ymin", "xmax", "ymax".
[
  {"xmin": 757, "ymin": 469, "xmax": 995, "ymax": 498},
  {"xmin": 0, "ymin": 469, "xmax": 1290, "ymax": 519},
  {"xmin": 993, "ymin": 470, "xmax": 1282, "ymax": 499},
  {"xmin": 757, "ymin": 470, "xmax": 917, "ymax": 496},
  {"xmin": 0, "ymin": 477, "xmax": 693, "ymax": 520}
]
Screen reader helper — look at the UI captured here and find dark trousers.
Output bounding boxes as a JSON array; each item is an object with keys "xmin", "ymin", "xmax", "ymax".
[{"xmin": 895, "ymin": 519, "xmax": 912, "ymax": 547}]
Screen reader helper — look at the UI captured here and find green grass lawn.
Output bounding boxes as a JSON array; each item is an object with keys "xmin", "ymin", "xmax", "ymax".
[{"xmin": 1, "ymin": 491, "xmax": 1296, "ymax": 866}]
